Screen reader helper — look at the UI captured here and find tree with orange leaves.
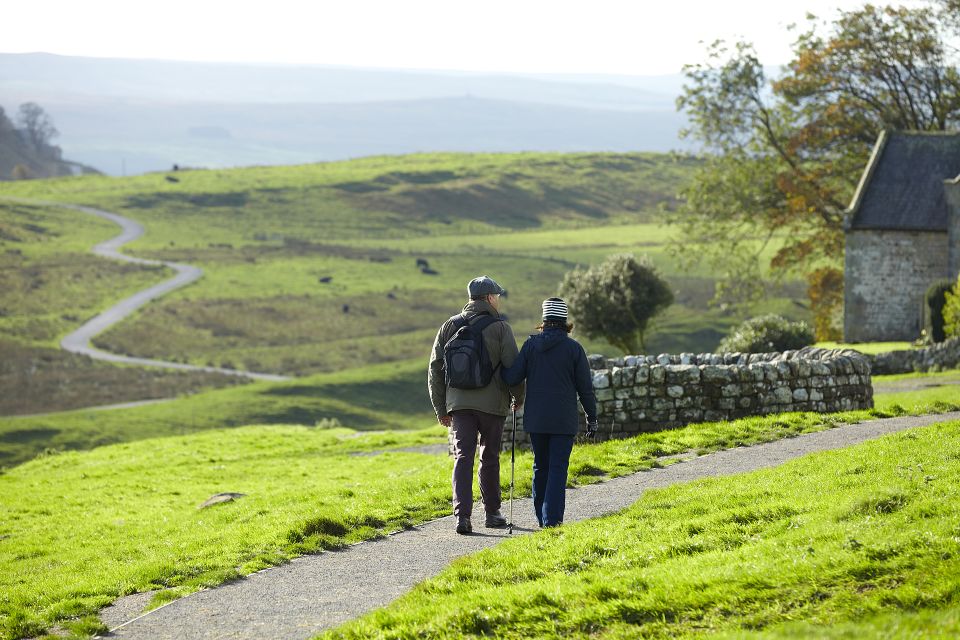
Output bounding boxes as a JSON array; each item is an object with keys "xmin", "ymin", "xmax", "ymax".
[{"xmin": 670, "ymin": 2, "xmax": 960, "ymax": 336}]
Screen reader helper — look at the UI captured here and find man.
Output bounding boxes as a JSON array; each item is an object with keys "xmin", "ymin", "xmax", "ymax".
[{"xmin": 428, "ymin": 275, "xmax": 525, "ymax": 534}]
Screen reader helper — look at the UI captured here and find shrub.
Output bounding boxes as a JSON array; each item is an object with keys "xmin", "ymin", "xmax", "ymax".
[
  {"xmin": 718, "ymin": 314, "xmax": 814, "ymax": 353},
  {"xmin": 944, "ymin": 277, "xmax": 960, "ymax": 339},
  {"xmin": 926, "ymin": 279, "xmax": 955, "ymax": 343},
  {"xmin": 559, "ymin": 254, "xmax": 673, "ymax": 354}
]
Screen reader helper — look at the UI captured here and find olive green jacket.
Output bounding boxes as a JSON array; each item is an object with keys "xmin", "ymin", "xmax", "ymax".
[{"xmin": 428, "ymin": 299, "xmax": 525, "ymax": 419}]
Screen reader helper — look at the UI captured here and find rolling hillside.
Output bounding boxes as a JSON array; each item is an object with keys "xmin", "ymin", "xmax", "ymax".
[{"xmin": 0, "ymin": 151, "xmax": 809, "ymax": 419}]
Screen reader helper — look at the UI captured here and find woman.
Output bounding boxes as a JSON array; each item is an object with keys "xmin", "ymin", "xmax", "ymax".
[{"xmin": 501, "ymin": 297, "xmax": 598, "ymax": 527}]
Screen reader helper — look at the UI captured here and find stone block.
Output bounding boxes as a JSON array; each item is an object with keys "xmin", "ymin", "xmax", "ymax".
[
  {"xmin": 793, "ymin": 388, "xmax": 809, "ymax": 402},
  {"xmin": 764, "ymin": 364, "xmax": 779, "ymax": 382},
  {"xmin": 635, "ymin": 365, "xmax": 650, "ymax": 384},
  {"xmin": 701, "ymin": 365, "xmax": 735, "ymax": 384},
  {"xmin": 649, "ymin": 365, "xmax": 665, "ymax": 384},
  {"xmin": 773, "ymin": 386, "xmax": 794, "ymax": 404},
  {"xmin": 747, "ymin": 364, "xmax": 766, "ymax": 382},
  {"xmin": 595, "ymin": 389, "xmax": 614, "ymax": 402},
  {"xmin": 721, "ymin": 384, "xmax": 740, "ymax": 397},
  {"xmin": 592, "ymin": 372, "xmax": 610, "ymax": 389},
  {"xmin": 667, "ymin": 385, "xmax": 685, "ymax": 398},
  {"xmin": 666, "ymin": 364, "xmax": 701, "ymax": 384},
  {"xmin": 615, "ymin": 388, "xmax": 632, "ymax": 400},
  {"xmin": 632, "ymin": 385, "xmax": 649, "ymax": 398}
]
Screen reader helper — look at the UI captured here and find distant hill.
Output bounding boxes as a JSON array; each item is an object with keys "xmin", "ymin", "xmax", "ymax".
[{"xmin": 0, "ymin": 53, "xmax": 695, "ymax": 175}]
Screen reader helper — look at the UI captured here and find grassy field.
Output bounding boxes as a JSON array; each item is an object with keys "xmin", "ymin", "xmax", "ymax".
[
  {"xmin": 322, "ymin": 419, "xmax": 960, "ymax": 639},
  {"xmin": 2, "ymin": 349, "xmax": 959, "ymax": 470},
  {"xmin": 0, "ymin": 358, "xmax": 434, "ymax": 469},
  {"xmin": 0, "ymin": 152, "xmax": 809, "ymax": 384},
  {"xmin": 1, "ymin": 386, "xmax": 958, "ymax": 640},
  {"xmin": 0, "ymin": 200, "xmax": 245, "ymax": 415},
  {"xmin": 815, "ymin": 341, "xmax": 916, "ymax": 355}
]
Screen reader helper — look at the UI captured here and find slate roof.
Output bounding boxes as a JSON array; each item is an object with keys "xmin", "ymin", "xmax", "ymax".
[{"xmin": 846, "ymin": 130, "xmax": 960, "ymax": 231}]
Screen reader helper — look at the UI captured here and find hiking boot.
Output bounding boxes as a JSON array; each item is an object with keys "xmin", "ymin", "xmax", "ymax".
[
  {"xmin": 455, "ymin": 517, "xmax": 472, "ymax": 535},
  {"xmin": 485, "ymin": 510, "xmax": 508, "ymax": 528}
]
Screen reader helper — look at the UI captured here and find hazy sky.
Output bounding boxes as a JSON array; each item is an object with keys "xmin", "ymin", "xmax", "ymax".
[{"xmin": 4, "ymin": 0, "xmax": 928, "ymax": 76}]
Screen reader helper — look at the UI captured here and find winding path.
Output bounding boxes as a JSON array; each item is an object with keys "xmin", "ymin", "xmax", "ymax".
[{"xmin": 10, "ymin": 199, "xmax": 289, "ymax": 382}]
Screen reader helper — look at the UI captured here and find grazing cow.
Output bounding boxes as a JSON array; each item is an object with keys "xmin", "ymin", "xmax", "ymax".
[
  {"xmin": 386, "ymin": 292, "xmax": 397, "ymax": 299},
  {"xmin": 319, "ymin": 276, "xmax": 333, "ymax": 283},
  {"xmin": 165, "ymin": 175, "xmax": 179, "ymax": 183},
  {"xmin": 415, "ymin": 258, "xmax": 430, "ymax": 269},
  {"xmin": 420, "ymin": 267, "xmax": 439, "ymax": 275},
  {"xmin": 342, "ymin": 304, "xmax": 350, "ymax": 313}
]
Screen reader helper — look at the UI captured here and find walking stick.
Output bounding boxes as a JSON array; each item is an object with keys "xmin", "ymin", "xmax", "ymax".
[{"xmin": 509, "ymin": 404, "xmax": 516, "ymax": 535}]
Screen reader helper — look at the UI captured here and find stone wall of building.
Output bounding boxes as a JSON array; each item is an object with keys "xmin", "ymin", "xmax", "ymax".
[
  {"xmin": 947, "ymin": 176, "xmax": 960, "ymax": 281},
  {"xmin": 491, "ymin": 347, "xmax": 873, "ymax": 452},
  {"xmin": 844, "ymin": 229, "xmax": 949, "ymax": 342},
  {"xmin": 870, "ymin": 337, "xmax": 960, "ymax": 375}
]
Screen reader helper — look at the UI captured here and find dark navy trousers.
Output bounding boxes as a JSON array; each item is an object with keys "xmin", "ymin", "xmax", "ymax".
[{"xmin": 528, "ymin": 432, "xmax": 575, "ymax": 527}]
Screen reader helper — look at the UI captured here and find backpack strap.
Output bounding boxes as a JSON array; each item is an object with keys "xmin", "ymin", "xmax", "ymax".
[
  {"xmin": 469, "ymin": 314, "xmax": 503, "ymax": 371},
  {"xmin": 469, "ymin": 314, "xmax": 501, "ymax": 332}
]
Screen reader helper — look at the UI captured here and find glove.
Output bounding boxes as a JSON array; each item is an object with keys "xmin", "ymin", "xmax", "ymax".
[{"xmin": 586, "ymin": 419, "xmax": 599, "ymax": 438}]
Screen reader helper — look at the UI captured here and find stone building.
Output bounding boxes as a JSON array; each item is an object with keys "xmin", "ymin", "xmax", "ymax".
[{"xmin": 844, "ymin": 130, "xmax": 960, "ymax": 342}]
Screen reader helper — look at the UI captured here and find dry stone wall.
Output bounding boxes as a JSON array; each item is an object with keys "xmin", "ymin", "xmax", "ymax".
[
  {"xmin": 496, "ymin": 347, "xmax": 873, "ymax": 451},
  {"xmin": 870, "ymin": 337, "xmax": 960, "ymax": 375}
]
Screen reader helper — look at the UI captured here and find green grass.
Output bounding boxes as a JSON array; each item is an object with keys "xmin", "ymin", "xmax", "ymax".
[
  {"xmin": 0, "ymin": 358, "xmax": 436, "ymax": 469},
  {"xmin": 1, "ymin": 337, "xmax": 956, "ymax": 471},
  {"xmin": 0, "ymin": 152, "xmax": 812, "ymax": 383},
  {"xmin": 873, "ymin": 368, "xmax": 960, "ymax": 385},
  {"xmin": 3, "ymin": 394, "xmax": 958, "ymax": 639},
  {"xmin": 0, "ymin": 200, "xmax": 168, "ymax": 349},
  {"xmin": 0, "ymin": 200, "xmax": 244, "ymax": 415},
  {"xmin": 815, "ymin": 341, "xmax": 916, "ymax": 355},
  {"xmin": 321, "ymin": 420, "xmax": 960, "ymax": 640}
]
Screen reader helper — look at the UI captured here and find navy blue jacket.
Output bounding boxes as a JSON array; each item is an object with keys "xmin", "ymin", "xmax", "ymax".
[{"xmin": 501, "ymin": 329, "xmax": 598, "ymax": 435}]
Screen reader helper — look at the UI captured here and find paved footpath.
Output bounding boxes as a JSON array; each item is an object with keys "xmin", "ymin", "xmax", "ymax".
[
  {"xmin": 1, "ymin": 197, "xmax": 288, "ymax": 382},
  {"xmin": 99, "ymin": 411, "xmax": 960, "ymax": 640}
]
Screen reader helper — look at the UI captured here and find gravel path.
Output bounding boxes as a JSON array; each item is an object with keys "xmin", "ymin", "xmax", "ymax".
[
  {"xmin": 3, "ymin": 198, "xmax": 289, "ymax": 382},
  {"xmin": 100, "ymin": 410, "xmax": 960, "ymax": 640}
]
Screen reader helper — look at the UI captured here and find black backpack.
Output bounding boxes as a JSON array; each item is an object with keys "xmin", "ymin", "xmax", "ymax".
[{"xmin": 443, "ymin": 313, "xmax": 502, "ymax": 389}]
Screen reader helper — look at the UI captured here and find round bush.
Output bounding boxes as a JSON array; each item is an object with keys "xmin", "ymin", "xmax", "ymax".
[{"xmin": 718, "ymin": 314, "xmax": 815, "ymax": 354}]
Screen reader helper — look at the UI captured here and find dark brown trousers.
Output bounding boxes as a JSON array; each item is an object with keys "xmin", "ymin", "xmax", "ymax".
[{"xmin": 449, "ymin": 409, "xmax": 505, "ymax": 518}]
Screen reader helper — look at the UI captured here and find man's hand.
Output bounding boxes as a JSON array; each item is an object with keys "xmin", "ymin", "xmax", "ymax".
[
  {"xmin": 439, "ymin": 415, "xmax": 452, "ymax": 427},
  {"xmin": 511, "ymin": 400, "xmax": 523, "ymax": 411},
  {"xmin": 586, "ymin": 418, "xmax": 599, "ymax": 438}
]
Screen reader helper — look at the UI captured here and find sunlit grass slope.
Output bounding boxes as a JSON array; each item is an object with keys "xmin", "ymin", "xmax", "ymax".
[
  {"xmin": 1, "ymin": 352, "xmax": 957, "ymax": 470},
  {"xmin": 0, "ymin": 358, "xmax": 434, "ymax": 469},
  {"xmin": 322, "ymin": 420, "xmax": 960, "ymax": 640},
  {"xmin": 2, "ymin": 392, "xmax": 958, "ymax": 640},
  {"xmin": 0, "ymin": 152, "xmax": 807, "ymax": 377}
]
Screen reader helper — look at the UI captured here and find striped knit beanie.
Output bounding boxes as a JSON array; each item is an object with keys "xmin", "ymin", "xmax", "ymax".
[{"xmin": 542, "ymin": 297, "xmax": 568, "ymax": 322}]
